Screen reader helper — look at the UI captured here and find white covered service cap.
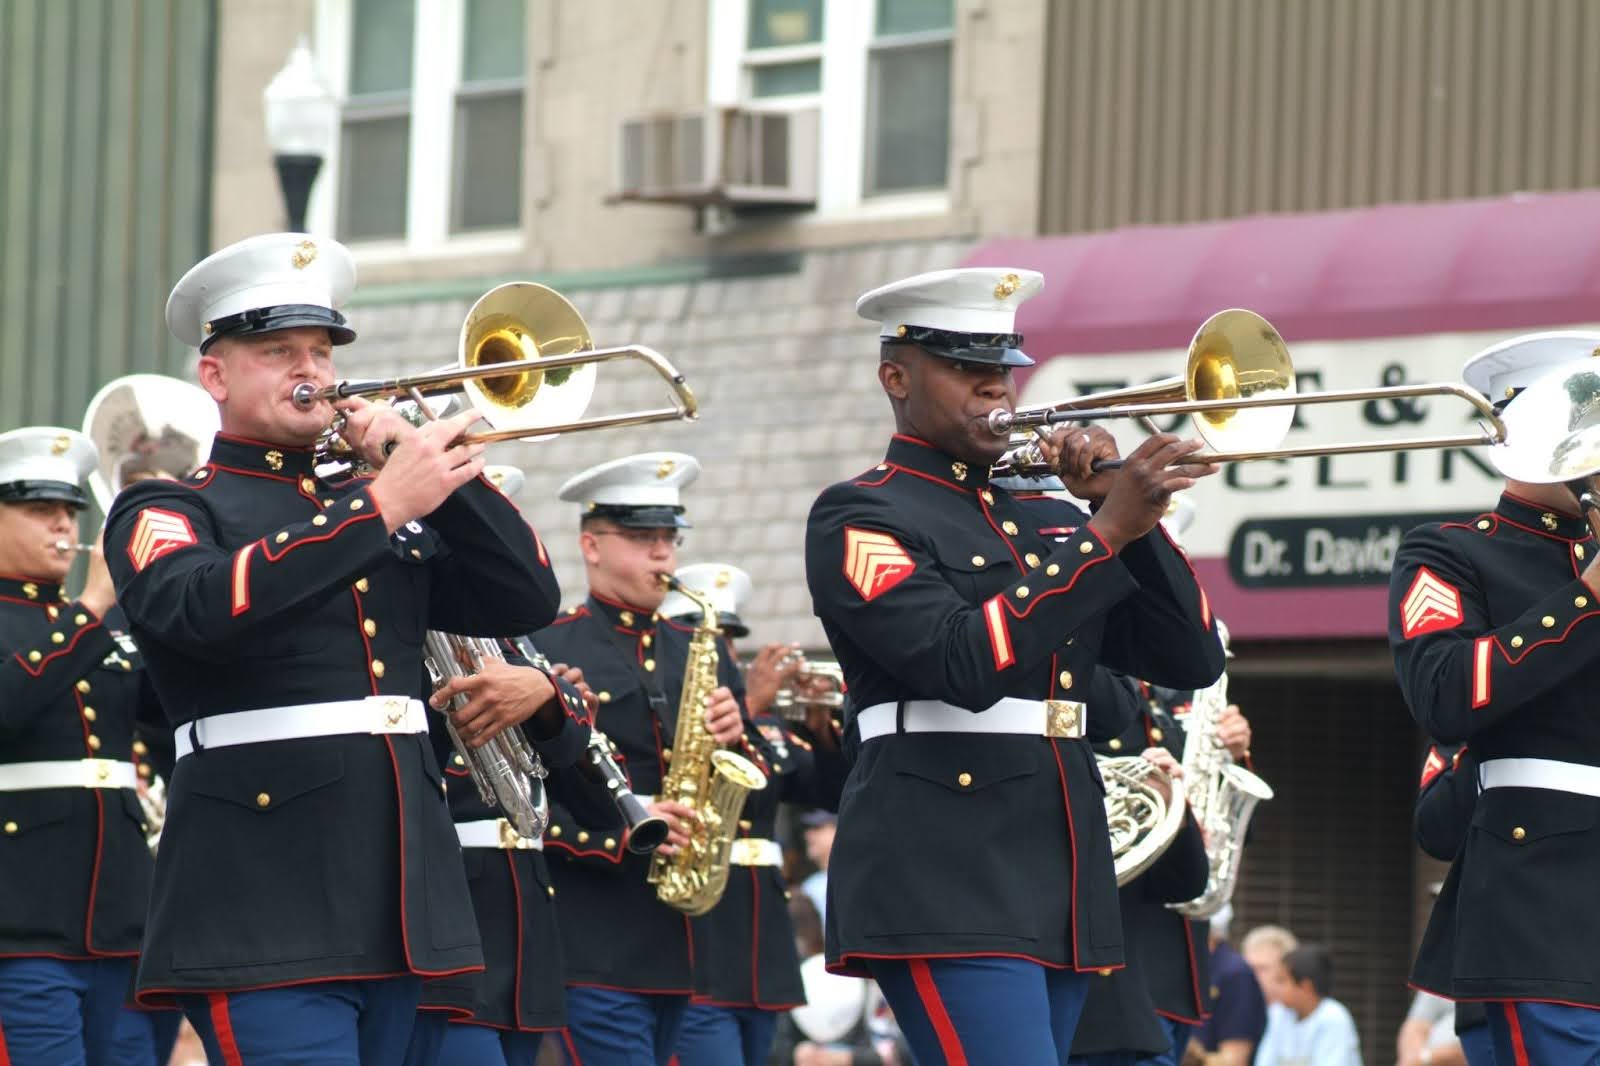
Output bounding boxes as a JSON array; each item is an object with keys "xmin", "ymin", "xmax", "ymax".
[
  {"xmin": 0, "ymin": 428, "xmax": 98, "ymax": 509},
  {"xmin": 660, "ymin": 562, "xmax": 753, "ymax": 637},
  {"xmin": 166, "ymin": 232, "xmax": 357, "ymax": 352},
  {"xmin": 1461, "ymin": 331, "xmax": 1600, "ymax": 403},
  {"xmin": 484, "ymin": 464, "xmax": 526, "ymax": 498},
  {"xmin": 856, "ymin": 267, "xmax": 1043, "ymax": 367},
  {"xmin": 558, "ymin": 451, "xmax": 701, "ymax": 528}
]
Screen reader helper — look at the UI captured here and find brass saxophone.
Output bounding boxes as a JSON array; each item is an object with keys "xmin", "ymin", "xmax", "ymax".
[
  {"xmin": 1169, "ymin": 623, "xmax": 1273, "ymax": 917},
  {"xmin": 424, "ymin": 632, "xmax": 549, "ymax": 839},
  {"xmin": 647, "ymin": 575, "xmax": 768, "ymax": 915}
]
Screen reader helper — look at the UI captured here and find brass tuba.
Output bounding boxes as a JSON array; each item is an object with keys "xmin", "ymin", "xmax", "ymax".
[
  {"xmin": 81, "ymin": 374, "xmax": 220, "ymax": 514},
  {"xmin": 1169, "ymin": 624, "xmax": 1273, "ymax": 917},
  {"xmin": 648, "ymin": 576, "xmax": 768, "ymax": 915}
]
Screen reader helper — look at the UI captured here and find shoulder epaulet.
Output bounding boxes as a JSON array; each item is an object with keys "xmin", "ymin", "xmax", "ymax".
[
  {"xmin": 548, "ymin": 605, "xmax": 589, "ymax": 627},
  {"xmin": 848, "ymin": 463, "xmax": 896, "ymax": 489},
  {"xmin": 1439, "ymin": 513, "xmax": 1497, "ymax": 537}
]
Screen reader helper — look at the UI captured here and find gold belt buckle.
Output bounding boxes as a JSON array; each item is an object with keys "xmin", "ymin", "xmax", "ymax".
[
  {"xmin": 729, "ymin": 837, "xmax": 768, "ymax": 865},
  {"xmin": 1045, "ymin": 700, "xmax": 1086, "ymax": 739},
  {"xmin": 80, "ymin": 758, "xmax": 115, "ymax": 787},
  {"xmin": 497, "ymin": 818, "xmax": 531, "ymax": 850}
]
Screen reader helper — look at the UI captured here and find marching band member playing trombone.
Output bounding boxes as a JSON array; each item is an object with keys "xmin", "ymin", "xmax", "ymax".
[
  {"xmin": 804, "ymin": 267, "xmax": 1226, "ymax": 1064},
  {"xmin": 1390, "ymin": 332, "xmax": 1600, "ymax": 1065},
  {"xmin": 103, "ymin": 233, "xmax": 568, "ymax": 1065},
  {"xmin": 0, "ymin": 428, "xmax": 167, "ymax": 1065}
]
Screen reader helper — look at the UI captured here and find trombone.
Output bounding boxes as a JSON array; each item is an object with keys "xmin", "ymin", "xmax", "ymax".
[
  {"xmin": 292, "ymin": 282, "xmax": 698, "ymax": 445},
  {"xmin": 990, "ymin": 309, "xmax": 1507, "ymax": 476}
]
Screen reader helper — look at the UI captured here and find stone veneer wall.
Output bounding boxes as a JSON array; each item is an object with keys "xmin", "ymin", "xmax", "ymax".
[{"xmin": 343, "ymin": 238, "xmax": 974, "ymax": 648}]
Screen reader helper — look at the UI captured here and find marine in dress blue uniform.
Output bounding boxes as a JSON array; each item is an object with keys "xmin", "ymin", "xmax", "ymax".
[
  {"xmin": 102, "ymin": 234, "xmax": 563, "ymax": 1066},
  {"xmin": 1069, "ymin": 672, "xmax": 1210, "ymax": 1066},
  {"xmin": 1390, "ymin": 332, "xmax": 1600, "ymax": 1065},
  {"xmin": 0, "ymin": 429, "xmax": 164, "ymax": 1066},
  {"xmin": 405, "ymin": 464, "xmax": 609, "ymax": 1066},
  {"xmin": 531, "ymin": 454, "xmax": 770, "ymax": 1066},
  {"xmin": 1412, "ymin": 744, "xmax": 1495, "ymax": 1066},
  {"xmin": 664, "ymin": 565, "xmax": 851, "ymax": 1066},
  {"xmin": 804, "ymin": 268, "xmax": 1227, "ymax": 1064}
]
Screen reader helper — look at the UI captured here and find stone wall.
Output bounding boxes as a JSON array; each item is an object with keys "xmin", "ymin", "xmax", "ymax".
[{"xmin": 345, "ymin": 238, "xmax": 973, "ymax": 647}]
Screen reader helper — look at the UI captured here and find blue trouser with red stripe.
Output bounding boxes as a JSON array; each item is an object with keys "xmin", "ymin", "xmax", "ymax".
[
  {"xmin": 0, "ymin": 957, "xmax": 151, "ymax": 1066},
  {"xmin": 867, "ymin": 957, "xmax": 1090, "ymax": 1065},
  {"xmin": 674, "ymin": 1003, "xmax": 780, "ymax": 1065},
  {"xmin": 1487, "ymin": 1001, "xmax": 1600, "ymax": 1065},
  {"xmin": 179, "ymin": 976, "xmax": 422, "ymax": 1065},
  {"xmin": 1459, "ymin": 1022, "xmax": 1498, "ymax": 1066},
  {"xmin": 561, "ymin": 987, "xmax": 689, "ymax": 1066}
]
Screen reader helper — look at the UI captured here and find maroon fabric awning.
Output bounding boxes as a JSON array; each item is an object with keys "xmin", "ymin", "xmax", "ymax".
[
  {"xmin": 964, "ymin": 190, "xmax": 1600, "ymax": 361},
  {"xmin": 962, "ymin": 192, "xmax": 1600, "ymax": 641}
]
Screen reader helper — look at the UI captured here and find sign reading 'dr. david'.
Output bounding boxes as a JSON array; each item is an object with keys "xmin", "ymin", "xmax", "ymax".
[{"xmin": 1228, "ymin": 513, "xmax": 1470, "ymax": 588}]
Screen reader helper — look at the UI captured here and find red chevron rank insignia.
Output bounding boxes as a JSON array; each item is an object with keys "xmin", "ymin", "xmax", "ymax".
[
  {"xmin": 127, "ymin": 508, "xmax": 197, "ymax": 572},
  {"xmin": 1419, "ymin": 746, "xmax": 1447, "ymax": 789},
  {"xmin": 843, "ymin": 527, "xmax": 916, "ymax": 601},
  {"xmin": 1400, "ymin": 566, "xmax": 1463, "ymax": 639}
]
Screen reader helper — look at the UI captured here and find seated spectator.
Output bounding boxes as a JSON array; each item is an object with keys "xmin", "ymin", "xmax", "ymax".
[
  {"xmin": 800, "ymin": 811, "xmax": 835, "ymax": 922},
  {"xmin": 1191, "ymin": 904, "xmax": 1267, "ymax": 1066},
  {"xmin": 1255, "ymin": 944, "xmax": 1362, "ymax": 1066},
  {"xmin": 1242, "ymin": 924, "xmax": 1300, "ymax": 1007},
  {"xmin": 1396, "ymin": 990, "xmax": 1471, "ymax": 1066}
]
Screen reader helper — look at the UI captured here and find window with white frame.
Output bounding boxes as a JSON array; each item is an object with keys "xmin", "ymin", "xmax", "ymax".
[
  {"xmin": 710, "ymin": 0, "xmax": 953, "ymax": 214},
  {"xmin": 317, "ymin": 0, "xmax": 525, "ymax": 248}
]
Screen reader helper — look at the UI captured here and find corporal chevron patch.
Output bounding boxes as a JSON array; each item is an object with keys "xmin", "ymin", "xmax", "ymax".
[
  {"xmin": 843, "ymin": 527, "xmax": 916, "ymax": 601},
  {"xmin": 127, "ymin": 507, "xmax": 197, "ymax": 572},
  {"xmin": 1400, "ymin": 566, "xmax": 1463, "ymax": 639}
]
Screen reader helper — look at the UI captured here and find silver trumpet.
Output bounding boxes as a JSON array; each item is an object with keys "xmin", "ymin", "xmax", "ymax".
[
  {"xmin": 773, "ymin": 653, "xmax": 846, "ymax": 721},
  {"xmin": 424, "ymin": 632, "xmax": 549, "ymax": 839}
]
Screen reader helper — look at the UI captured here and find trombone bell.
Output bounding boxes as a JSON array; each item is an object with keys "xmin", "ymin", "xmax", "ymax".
[
  {"xmin": 1490, "ymin": 363, "xmax": 1600, "ymax": 483},
  {"xmin": 459, "ymin": 283, "xmax": 597, "ymax": 435},
  {"xmin": 1184, "ymin": 309, "xmax": 1296, "ymax": 454}
]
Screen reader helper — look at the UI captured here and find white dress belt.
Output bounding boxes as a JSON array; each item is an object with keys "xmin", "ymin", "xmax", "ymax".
[
  {"xmin": 1479, "ymin": 757, "xmax": 1600, "ymax": 798},
  {"xmin": 856, "ymin": 697, "xmax": 1087, "ymax": 742},
  {"xmin": 175, "ymin": 696, "xmax": 429, "ymax": 761},
  {"xmin": 0, "ymin": 759, "xmax": 139, "ymax": 791},
  {"xmin": 729, "ymin": 838, "xmax": 783, "ymax": 866},
  {"xmin": 456, "ymin": 818, "xmax": 544, "ymax": 850}
]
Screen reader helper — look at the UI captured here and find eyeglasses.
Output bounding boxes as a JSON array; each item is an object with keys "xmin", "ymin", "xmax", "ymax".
[{"xmin": 590, "ymin": 529, "xmax": 684, "ymax": 548}]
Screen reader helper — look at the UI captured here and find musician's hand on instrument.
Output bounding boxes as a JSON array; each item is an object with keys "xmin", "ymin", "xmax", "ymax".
[
  {"xmin": 1141, "ymin": 745, "xmax": 1181, "ymax": 804},
  {"xmin": 368, "ymin": 409, "xmax": 488, "ymax": 531},
  {"xmin": 803, "ymin": 703, "xmax": 841, "ymax": 750},
  {"xmin": 333, "ymin": 396, "xmax": 416, "ymax": 469},
  {"xmin": 1217, "ymin": 704, "xmax": 1251, "ymax": 761},
  {"xmin": 646, "ymin": 799, "xmax": 697, "ymax": 855},
  {"xmin": 550, "ymin": 662, "xmax": 598, "ymax": 715},
  {"xmin": 1087, "ymin": 433, "xmax": 1216, "ymax": 550},
  {"xmin": 704, "ymin": 686, "xmax": 745, "ymax": 745},
  {"xmin": 432, "ymin": 659, "xmax": 556, "ymax": 747},
  {"xmin": 78, "ymin": 531, "xmax": 116, "ymax": 617},
  {"xmin": 744, "ymin": 643, "xmax": 798, "ymax": 716},
  {"xmin": 1049, "ymin": 426, "xmax": 1120, "ymax": 502}
]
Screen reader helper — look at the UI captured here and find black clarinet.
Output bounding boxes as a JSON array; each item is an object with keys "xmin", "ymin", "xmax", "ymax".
[
  {"xmin": 510, "ymin": 635, "xmax": 669, "ymax": 855},
  {"xmin": 586, "ymin": 731, "xmax": 670, "ymax": 855}
]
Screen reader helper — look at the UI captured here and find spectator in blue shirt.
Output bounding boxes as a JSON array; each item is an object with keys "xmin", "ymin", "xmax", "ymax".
[
  {"xmin": 1192, "ymin": 904, "xmax": 1267, "ymax": 1066},
  {"xmin": 1256, "ymin": 944, "xmax": 1363, "ymax": 1066}
]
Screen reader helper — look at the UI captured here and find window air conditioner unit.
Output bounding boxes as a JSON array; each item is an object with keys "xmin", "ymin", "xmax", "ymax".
[{"xmin": 613, "ymin": 106, "xmax": 819, "ymax": 208}]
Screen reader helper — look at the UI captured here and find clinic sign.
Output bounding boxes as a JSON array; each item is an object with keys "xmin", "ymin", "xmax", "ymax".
[{"xmin": 1020, "ymin": 327, "xmax": 1585, "ymax": 637}]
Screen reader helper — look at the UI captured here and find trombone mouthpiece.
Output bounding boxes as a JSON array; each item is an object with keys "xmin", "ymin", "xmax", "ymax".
[{"xmin": 987, "ymin": 409, "xmax": 1016, "ymax": 435}]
